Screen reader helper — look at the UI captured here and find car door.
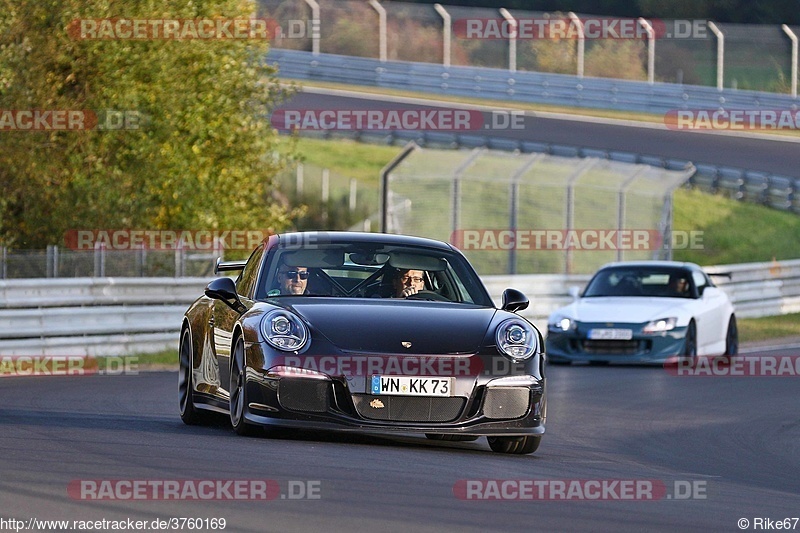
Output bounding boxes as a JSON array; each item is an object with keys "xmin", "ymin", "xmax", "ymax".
[
  {"xmin": 690, "ymin": 270, "xmax": 726, "ymax": 354},
  {"xmin": 213, "ymin": 245, "xmax": 263, "ymax": 397}
]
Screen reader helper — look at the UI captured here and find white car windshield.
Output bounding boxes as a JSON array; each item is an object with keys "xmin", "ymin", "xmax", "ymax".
[{"xmin": 582, "ymin": 267, "xmax": 698, "ymax": 298}]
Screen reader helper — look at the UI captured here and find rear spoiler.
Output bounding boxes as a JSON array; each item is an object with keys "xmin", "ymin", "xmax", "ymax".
[
  {"xmin": 708, "ymin": 271, "xmax": 732, "ymax": 279},
  {"xmin": 215, "ymin": 258, "xmax": 247, "ymax": 274}
]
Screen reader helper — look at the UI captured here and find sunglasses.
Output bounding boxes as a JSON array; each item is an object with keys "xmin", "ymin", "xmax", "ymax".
[{"xmin": 280, "ymin": 270, "xmax": 309, "ymax": 280}]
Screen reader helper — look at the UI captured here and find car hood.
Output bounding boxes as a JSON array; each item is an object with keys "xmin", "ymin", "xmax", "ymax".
[
  {"xmin": 268, "ymin": 299, "xmax": 497, "ymax": 354},
  {"xmin": 552, "ymin": 297, "xmax": 693, "ymax": 323}
]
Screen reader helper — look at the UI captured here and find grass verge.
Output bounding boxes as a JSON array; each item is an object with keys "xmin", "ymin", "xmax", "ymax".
[{"xmin": 737, "ymin": 313, "xmax": 800, "ymax": 344}]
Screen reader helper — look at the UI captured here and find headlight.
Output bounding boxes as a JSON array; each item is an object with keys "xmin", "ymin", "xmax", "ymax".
[
  {"xmin": 548, "ymin": 316, "xmax": 575, "ymax": 332},
  {"xmin": 261, "ymin": 310, "xmax": 309, "ymax": 351},
  {"xmin": 496, "ymin": 319, "xmax": 538, "ymax": 361},
  {"xmin": 642, "ymin": 317, "xmax": 677, "ymax": 334}
]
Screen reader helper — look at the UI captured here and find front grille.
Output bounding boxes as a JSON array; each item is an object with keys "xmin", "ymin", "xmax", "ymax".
[
  {"xmin": 482, "ymin": 387, "xmax": 530, "ymax": 419},
  {"xmin": 352, "ymin": 394, "xmax": 465, "ymax": 422},
  {"xmin": 581, "ymin": 340, "xmax": 650, "ymax": 355},
  {"xmin": 278, "ymin": 378, "xmax": 330, "ymax": 412}
]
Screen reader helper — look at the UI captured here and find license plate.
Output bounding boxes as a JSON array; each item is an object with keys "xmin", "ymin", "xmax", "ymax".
[
  {"xmin": 371, "ymin": 376, "xmax": 453, "ymax": 397},
  {"xmin": 588, "ymin": 328, "xmax": 633, "ymax": 340}
]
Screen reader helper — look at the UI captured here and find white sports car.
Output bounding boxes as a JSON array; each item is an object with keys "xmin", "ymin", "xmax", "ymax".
[{"xmin": 546, "ymin": 261, "xmax": 737, "ymax": 364}]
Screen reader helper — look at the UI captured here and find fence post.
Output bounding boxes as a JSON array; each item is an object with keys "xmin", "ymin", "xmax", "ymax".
[
  {"xmin": 175, "ymin": 242, "xmax": 184, "ymax": 278},
  {"xmin": 434, "ymin": 3, "xmax": 451, "ymax": 67},
  {"xmin": 568, "ymin": 12, "xmax": 585, "ymax": 78},
  {"xmin": 564, "ymin": 159, "xmax": 599, "ymax": 273},
  {"xmin": 450, "ymin": 148, "xmax": 485, "ymax": 240},
  {"xmin": 1, "ymin": 246, "xmax": 6, "ymax": 279},
  {"xmin": 380, "ymin": 142, "xmax": 418, "ymax": 232},
  {"xmin": 508, "ymin": 153, "xmax": 544, "ymax": 274},
  {"xmin": 297, "ymin": 163, "xmax": 304, "ymax": 195},
  {"xmin": 302, "ymin": 0, "xmax": 320, "ymax": 55},
  {"xmin": 349, "ymin": 178, "xmax": 357, "ymax": 212},
  {"xmin": 638, "ymin": 18, "xmax": 655, "ymax": 84},
  {"xmin": 708, "ymin": 21, "xmax": 724, "ymax": 90},
  {"xmin": 138, "ymin": 246, "xmax": 147, "ymax": 277},
  {"xmin": 94, "ymin": 241, "xmax": 106, "ymax": 277},
  {"xmin": 321, "ymin": 168, "xmax": 330, "ymax": 225},
  {"xmin": 368, "ymin": 0, "xmax": 387, "ymax": 62},
  {"xmin": 782, "ymin": 24, "xmax": 798, "ymax": 97},
  {"xmin": 499, "ymin": 8, "xmax": 517, "ymax": 73},
  {"xmin": 617, "ymin": 167, "xmax": 647, "ymax": 262}
]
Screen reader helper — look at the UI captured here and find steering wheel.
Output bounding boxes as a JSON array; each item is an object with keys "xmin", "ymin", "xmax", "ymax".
[{"xmin": 405, "ymin": 290, "xmax": 450, "ymax": 302}]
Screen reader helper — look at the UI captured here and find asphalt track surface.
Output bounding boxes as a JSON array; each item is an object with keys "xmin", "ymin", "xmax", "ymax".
[
  {"xmin": 2, "ymin": 348, "xmax": 799, "ymax": 532},
  {"xmin": 283, "ymin": 90, "xmax": 800, "ymax": 179}
]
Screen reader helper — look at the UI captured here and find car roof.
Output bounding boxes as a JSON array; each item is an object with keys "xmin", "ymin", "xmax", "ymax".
[
  {"xmin": 276, "ymin": 231, "xmax": 456, "ymax": 252},
  {"xmin": 596, "ymin": 260, "xmax": 704, "ymax": 271}
]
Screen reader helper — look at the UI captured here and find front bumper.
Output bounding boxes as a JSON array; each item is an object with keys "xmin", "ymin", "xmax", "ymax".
[
  {"xmin": 546, "ymin": 322, "xmax": 689, "ymax": 364},
  {"xmin": 241, "ymin": 368, "xmax": 546, "ymax": 437}
]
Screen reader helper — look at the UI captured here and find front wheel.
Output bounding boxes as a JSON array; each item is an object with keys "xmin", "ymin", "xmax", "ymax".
[
  {"xmin": 683, "ymin": 320, "xmax": 697, "ymax": 361},
  {"xmin": 487, "ymin": 435, "xmax": 541, "ymax": 455},
  {"xmin": 179, "ymin": 328, "xmax": 212, "ymax": 425},
  {"xmin": 724, "ymin": 315, "xmax": 738, "ymax": 357},
  {"xmin": 230, "ymin": 336, "xmax": 259, "ymax": 436}
]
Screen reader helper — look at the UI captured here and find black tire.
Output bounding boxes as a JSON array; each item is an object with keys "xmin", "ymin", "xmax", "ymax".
[
  {"xmin": 683, "ymin": 320, "xmax": 697, "ymax": 361},
  {"xmin": 179, "ymin": 328, "xmax": 212, "ymax": 425},
  {"xmin": 425, "ymin": 433, "xmax": 479, "ymax": 442},
  {"xmin": 487, "ymin": 435, "xmax": 541, "ymax": 455},
  {"xmin": 230, "ymin": 335, "xmax": 259, "ymax": 436},
  {"xmin": 724, "ymin": 315, "xmax": 738, "ymax": 357}
]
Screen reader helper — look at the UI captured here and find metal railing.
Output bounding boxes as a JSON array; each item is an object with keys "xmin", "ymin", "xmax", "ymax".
[
  {"xmin": 295, "ymin": 128, "xmax": 800, "ymax": 216},
  {"xmin": 261, "ymin": 1, "xmax": 800, "ymax": 95},
  {"xmin": 1, "ymin": 259, "xmax": 797, "ymax": 356},
  {"xmin": 267, "ymin": 48, "xmax": 799, "ymax": 115}
]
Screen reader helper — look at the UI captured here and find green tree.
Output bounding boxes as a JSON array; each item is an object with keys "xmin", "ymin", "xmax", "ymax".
[{"xmin": 0, "ymin": 0, "xmax": 295, "ymax": 248}]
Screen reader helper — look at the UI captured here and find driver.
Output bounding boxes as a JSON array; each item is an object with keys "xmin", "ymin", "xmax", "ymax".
[
  {"xmin": 277, "ymin": 265, "xmax": 309, "ymax": 295},
  {"xmin": 393, "ymin": 268, "xmax": 426, "ymax": 298}
]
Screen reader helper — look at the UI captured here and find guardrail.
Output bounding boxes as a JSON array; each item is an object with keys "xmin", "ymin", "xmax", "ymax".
[
  {"xmin": 0, "ymin": 278, "xmax": 208, "ymax": 356},
  {"xmin": 2, "ymin": 259, "xmax": 798, "ymax": 356},
  {"xmin": 299, "ymin": 128, "xmax": 800, "ymax": 216},
  {"xmin": 267, "ymin": 49, "xmax": 799, "ymax": 115}
]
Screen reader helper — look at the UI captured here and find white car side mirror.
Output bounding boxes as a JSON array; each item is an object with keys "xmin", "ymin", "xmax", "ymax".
[{"xmin": 568, "ymin": 286, "xmax": 580, "ymax": 300}]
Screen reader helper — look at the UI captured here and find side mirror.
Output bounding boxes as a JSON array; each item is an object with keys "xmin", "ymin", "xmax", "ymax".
[
  {"xmin": 205, "ymin": 277, "xmax": 247, "ymax": 314},
  {"xmin": 568, "ymin": 286, "xmax": 581, "ymax": 300},
  {"xmin": 501, "ymin": 288, "xmax": 529, "ymax": 313},
  {"xmin": 701, "ymin": 286, "xmax": 719, "ymax": 298}
]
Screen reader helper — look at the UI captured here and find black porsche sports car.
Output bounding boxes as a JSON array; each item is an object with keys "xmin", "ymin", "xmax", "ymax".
[{"xmin": 179, "ymin": 231, "xmax": 546, "ymax": 454}]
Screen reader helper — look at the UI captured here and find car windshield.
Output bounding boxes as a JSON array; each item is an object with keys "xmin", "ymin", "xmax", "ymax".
[
  {"xmin": 582, "ymin": 266, "xmax": 696, "ymax": 298},
  {"xmin": 256, "ymin": 241, "xmax": 493, "ymax": 306}
]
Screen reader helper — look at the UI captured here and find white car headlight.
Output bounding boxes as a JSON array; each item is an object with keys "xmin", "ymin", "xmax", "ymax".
[
  {"xmin": 261, "ymin": 310, "xmax": 309, "ymax": 351},
  {"xmin": 548, "ymin": 316, "xmax": 576, "ymax": 332},
  {"xmin": 496, "ymin": 319, "xmax": 538, "ymax": 361},
  {"xmin": 642, "ymin": 317, "xmax": 677, "ymax": 334}
]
